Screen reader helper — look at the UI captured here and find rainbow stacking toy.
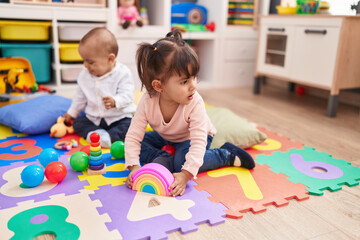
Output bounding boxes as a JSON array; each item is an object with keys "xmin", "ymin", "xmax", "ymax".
[
  {"xmin": 87, "ymin": 132, "xmax": 106, "ymax": 175},
  {"xmin": 132, "ymin": 163, "xmax": 175, "ymax": 196}
]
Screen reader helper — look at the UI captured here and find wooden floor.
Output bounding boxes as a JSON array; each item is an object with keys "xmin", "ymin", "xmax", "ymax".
[
  {"xmin": 37, "ymin": 85, "xmax": 360, "ymax": 240},
  {"xmin": 167, "ymin": 86, "xmax": 360, "ymax": 240}
]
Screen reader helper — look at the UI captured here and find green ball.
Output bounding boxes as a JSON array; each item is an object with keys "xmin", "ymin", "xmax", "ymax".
[
  {"xmin": 70, "ymin": 151, "xmax": 89, "ymax": 171},
  {"xmin": 111, "ymin": 141, "xmax": 125, "ymax": 159}
]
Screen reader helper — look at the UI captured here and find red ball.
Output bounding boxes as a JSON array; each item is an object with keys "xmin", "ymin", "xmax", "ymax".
[
  {"xmin": 296, "ymin": 86, "xmax": 306, "ymax": 95},
  {"xmin": 80, "ymin": 145, "xmax": 91, "ymax": 156},
  {"xmin": 90, "ymin": 132, "xmax": 100, "ymax": 143},
  {"xmin": 45, "ymin": 161, "xmax": 67, "ymax": 183},
  {"xmin": 161, "ymin": 145, "xmax": 176, "ymax": 156}
]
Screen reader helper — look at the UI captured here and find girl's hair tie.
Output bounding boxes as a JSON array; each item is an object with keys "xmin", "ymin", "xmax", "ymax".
[
  {"xmin": 170, "ymin": 35, "xmax": 174, "ymax": 38},
  {"xmin": 153, "ymin": 47, "xmax": 157, "ymax": 51}
]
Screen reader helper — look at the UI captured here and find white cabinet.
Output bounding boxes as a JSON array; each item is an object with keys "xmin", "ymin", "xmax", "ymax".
[
  {"xmin": 290, "ymin": 26, "xmax": 340, "ymax": 87},
  {"xmin": 255, "ymin": 15, "xmax": 360, "ymax": 117}
]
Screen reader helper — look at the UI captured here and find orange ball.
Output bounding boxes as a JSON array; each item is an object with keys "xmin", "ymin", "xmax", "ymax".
[{"xmin": 45, "ymin": 161, "xmax": 67, "ymax": 183}]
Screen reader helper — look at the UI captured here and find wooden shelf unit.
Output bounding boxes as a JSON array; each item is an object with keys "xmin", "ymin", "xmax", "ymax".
[{"xmin": 9, "ymin": 0, "xmax": 106, "ymax": 8}]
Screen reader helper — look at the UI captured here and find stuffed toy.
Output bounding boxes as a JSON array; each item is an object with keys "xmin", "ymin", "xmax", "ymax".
[
  {"xmin": 50, "ymin": 116, "xmax": 74, "ymax": 138},
  {"xmin": 118, "ymin": 0, "xmax": 143, "ymax": 29}
]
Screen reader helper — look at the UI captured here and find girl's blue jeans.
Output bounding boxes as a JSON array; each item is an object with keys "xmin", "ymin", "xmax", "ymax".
[{"xmin": 139, "ymin": 131, "xmax": 231, "ymax": 173}]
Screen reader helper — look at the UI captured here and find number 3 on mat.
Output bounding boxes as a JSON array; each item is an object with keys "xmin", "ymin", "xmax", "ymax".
[{"xmin": 0, "ymin": 139, "xmax": 42, "ymax": 160}]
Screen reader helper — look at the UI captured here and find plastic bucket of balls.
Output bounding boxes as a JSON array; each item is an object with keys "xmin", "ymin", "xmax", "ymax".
[{"xmin": 296, "ymin": 0, "xmax": 320, "ymax": 14}]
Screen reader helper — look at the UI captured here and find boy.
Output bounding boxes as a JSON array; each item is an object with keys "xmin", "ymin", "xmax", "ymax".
[{"xmin": 63, "ymin": 27, "xmax": 136, "ymax": 148}]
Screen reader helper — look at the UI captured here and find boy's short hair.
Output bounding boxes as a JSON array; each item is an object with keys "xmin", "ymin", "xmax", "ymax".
[{"xmin": 80, "ymin": 27, "xmax": 118, "ymax": 57}]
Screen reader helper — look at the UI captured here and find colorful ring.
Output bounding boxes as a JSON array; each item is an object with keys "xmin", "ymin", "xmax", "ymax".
[
  {"xmin": 89, "ymin": 159, "xmax": 104, "ymax": 166},
  {"xmin": 89, "ymin": 163, "xmax": 105, "ymax": 170},
  {"xmin": 89, "ymin": 154, "xmax": 102, "ymax": 161}
]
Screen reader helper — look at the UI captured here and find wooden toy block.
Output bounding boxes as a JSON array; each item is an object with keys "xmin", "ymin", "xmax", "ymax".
[{"xmin": 87, "ymin": 166, "xmax": 106, "ymax": 176}]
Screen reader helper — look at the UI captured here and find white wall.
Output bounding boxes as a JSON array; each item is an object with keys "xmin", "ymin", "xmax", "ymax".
[{"xmin": 327, "ymin": 0, "xmax": 357, "ymax": 15}]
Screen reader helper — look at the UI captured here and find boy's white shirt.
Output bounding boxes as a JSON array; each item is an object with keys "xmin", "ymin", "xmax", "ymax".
[{"xmin": 67, "ymin": 60, "xmax": 136, "ymax": 125}]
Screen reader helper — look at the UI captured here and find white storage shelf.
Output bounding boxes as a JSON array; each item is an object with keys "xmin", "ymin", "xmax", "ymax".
[
  {"xmin": 111, "ymin": 0, "xmax": 260, "ymax": 91},
  {"xmin": 0, "ymin": 1, "xmax": 260, "ymax": 97}
]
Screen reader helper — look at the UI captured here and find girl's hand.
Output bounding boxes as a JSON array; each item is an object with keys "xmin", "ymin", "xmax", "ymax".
[
  {"xmin": 126, "ymin": 165, "xmax": 141, "ymax": 188},
  {"xmin": 102, "ymin": 96, "xmax": 115, "ymax": 109},
  {"xmin": 169, "ymin": 170, "xmax": 193, "ymax": 197}
]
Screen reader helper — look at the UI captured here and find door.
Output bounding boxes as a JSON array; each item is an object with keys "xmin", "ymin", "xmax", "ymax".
[
  {"xmin": 290, "ymin": 26, "xmax": 340, "ymax": 88},
  {"xmin": 257, "ymin": 24, "xmax": 295, "ymax": 77}
]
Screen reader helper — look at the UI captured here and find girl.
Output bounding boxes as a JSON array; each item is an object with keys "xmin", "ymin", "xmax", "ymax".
[{"xmin": 125, "ymin": 30, "xmax": 255, "ymax": 197}]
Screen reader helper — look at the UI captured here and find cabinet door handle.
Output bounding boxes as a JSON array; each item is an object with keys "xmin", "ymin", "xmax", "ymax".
[
  {"xmin": 304, "ymin": 29, "xmax": 327, "ymax": 35},
  {"xmin": 268, "ymin": 27, "xmax": 285, "ymax": 32}
]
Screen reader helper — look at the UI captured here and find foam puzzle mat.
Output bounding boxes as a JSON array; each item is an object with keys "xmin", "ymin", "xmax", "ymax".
[{"xmin": 0, "ymin": 124, "xmax": 359, "ymax": 239}]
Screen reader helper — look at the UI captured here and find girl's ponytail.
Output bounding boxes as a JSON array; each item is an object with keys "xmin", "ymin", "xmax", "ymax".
[{"xmin": 136, "ymin": 43, "xmax": 156, "ymax": 95}]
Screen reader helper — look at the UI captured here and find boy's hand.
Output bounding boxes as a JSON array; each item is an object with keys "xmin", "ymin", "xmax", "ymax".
[
  {"xmin": 102, "ymin": 96, "xmax": 115, "ymax": 109},
  {"xmin": 126, "ymin": 165, "xmax": 141, "ymax": 188},
  {"xmin": 168, "ymin": 170, "xmax": 193, "ymax": 197},
  {"xmin": 63, "ymin": 113, "xmax": 73, "ymax": 123}
]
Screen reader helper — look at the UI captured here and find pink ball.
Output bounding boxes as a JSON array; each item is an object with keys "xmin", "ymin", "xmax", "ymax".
[{"xmin": 45, "ymin": 161, "xmax": 67, "ymax": 183}]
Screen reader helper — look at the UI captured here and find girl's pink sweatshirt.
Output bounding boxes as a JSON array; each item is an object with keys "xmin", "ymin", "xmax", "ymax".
[{"xmin": 124, "ymin": 91, "xmax": 216, "ymax": 177}]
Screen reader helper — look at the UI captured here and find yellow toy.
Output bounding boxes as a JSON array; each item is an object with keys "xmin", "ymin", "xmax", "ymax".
[
  {"xmin": 0, "ymin": 57, "xmax": 36, "ymax": 94},
  {"xmin": 50, "ymin": 116, "xmax": 74, "ymax": 138}
]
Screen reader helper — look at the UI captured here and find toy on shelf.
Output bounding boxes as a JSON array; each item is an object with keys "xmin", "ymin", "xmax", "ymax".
[
  {"xmin": 132, "ymin": 163, "xmax": 174, "ymax": 196},
  {"xmin": 171, "ymin": 2, "xmax": 214, "ymax": 32},
  {"xmin": 139, "ymin": 0, "xmax": 149, "ymax": 25},
  {"xmin": 227, "ymin": 0, "xmax": 255, "ymax": 25},
  {"xmin": 117, "ymin": 0, "xmax": 143, "ymax": 29},
  {"xmin": 87, "ymin": 132, "xmax": 106, "ymax": 175},
  {"xmin": 0, "ymin": 57, "xmax": 35, "ymax": 94},
  {"xmin": 171, "ymin": 2, "xmax": 207, "ymax": 25},
  {"xmin": 352, "ymin": 1, "xmax": 360, "ymax": 14},
  {"xmin": 171, "ymin": 22, "xmax": 215, "ymax": 33},
  {"xmin": 50, "ymin": 116, "xmax": 74, "ymax": 138},
  {"xmin": 296, "ymin": 0, "xmax": 320, "ymax": 14}
]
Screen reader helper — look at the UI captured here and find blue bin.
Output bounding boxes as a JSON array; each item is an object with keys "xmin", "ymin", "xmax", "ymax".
[{"xmin": 0, "ymin": 43, "xmax": 52, "ymax": 83}]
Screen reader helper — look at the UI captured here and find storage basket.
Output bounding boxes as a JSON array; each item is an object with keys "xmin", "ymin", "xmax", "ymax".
[
  {"xmin": 0, "ymin": 20, "xmax": 51, "ymax": 41},
  {"xmin": 59, "ymin": 43, "xmax": 82, "ymax": 62},
  {"xmin": 296, "ymin": 0, "xmax": 320, "ymax": 14},
  {"xmin": 276, "ymin": 6, "xmax": 297, "ymax": 14},
  {"xmin": 58, "ymin": 22, "xmax": 106, "ymax": 42},
  {"xmin": 0, "ymin": 43, "xmax": 52, "ymax": 83},
  {"xmin": 61, "ymin": 65, "xmax": 83, "ymax": 82}
]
